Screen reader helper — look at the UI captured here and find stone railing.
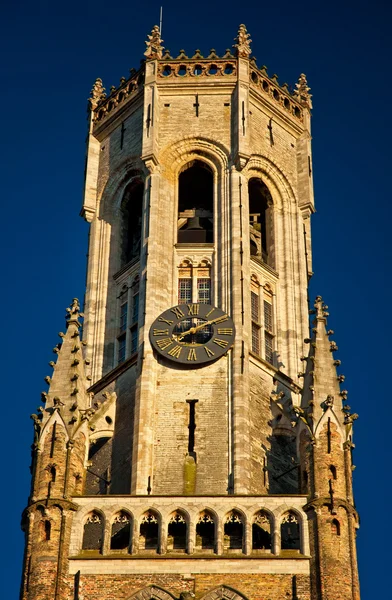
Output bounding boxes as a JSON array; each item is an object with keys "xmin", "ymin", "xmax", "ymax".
[
  {"xmin": 249, "ymin": 64, "xmax": 303, "ymax": 121},
  {"xmin": 93, "ymin": 70, "xmax": 144, "ymax": 125},
  {"xmin": 69, "ymin": 494, "xmax": 310, "ymax": 557}
]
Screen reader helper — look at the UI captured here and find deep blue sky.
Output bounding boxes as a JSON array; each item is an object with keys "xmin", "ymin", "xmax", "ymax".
[{"xmin": 1, "ymin": 1, "xmax": 390, "ymax": 597}]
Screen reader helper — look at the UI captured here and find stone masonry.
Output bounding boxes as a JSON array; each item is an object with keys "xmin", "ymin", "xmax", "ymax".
[{"xmin": 20, "ymin": 24, "xmax": 360, "ymax": 600}]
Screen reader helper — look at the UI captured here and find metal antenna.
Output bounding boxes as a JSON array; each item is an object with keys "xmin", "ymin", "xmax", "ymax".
[{"xmin": 159, "ymin": 6, "xmax": 163, "ymax": 37}]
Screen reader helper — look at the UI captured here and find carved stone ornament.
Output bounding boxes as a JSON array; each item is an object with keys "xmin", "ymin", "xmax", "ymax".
[
  {"xmin": 144, "ymin": 25, "xmax": 164, "ymax": 60},
  {"xmin": 294, "ymin": 73, "xmax": 313, "ymax": 109},
  {"xmin": 89, "ymin": 78, "xmax": 106, "ymax": 109},
  {"xmin": 233, "ymin": 24, "xmax": 252, "ymax": 58}
]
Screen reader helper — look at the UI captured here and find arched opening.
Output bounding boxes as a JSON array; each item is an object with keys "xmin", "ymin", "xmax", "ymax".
[
  {"xmin": 110, "ymin": 511, "xmax": 131, "ymax": 551},
  {"xmin": 121, "ymin": 178, "xmax": 144, "ymax": 266},
  {"xmin": 329, "ymin": 465, "xmax": 337, "ymax": 480},
  {"xmin": 139, "ymin": 511, "xmax": 159, "ymax": 552},
  {"xmin": 224, "ymin": 511, "xmax": 244, "ymax": 552},
  {"xmin": 50, "ymin": 467, "xmax": 56, "ymax": 482},
  {"xmin": 85, "ymin": 436, "xmax": 112, "ymax": 495},
  {"xmin": 248, "ymin": 178, "xmax": 273, "ymax": 266},
  {"xmin": 331, "ymin": 518, "xmax": 341, "ymax": 536},
  {"xmin": 40, "ymin": 519, "xmax": 51, "ymax": 542},
  {"xmin": 167, "ymin": 511, "xmax": 187, "ymax": 552},
  {"xmin": 178, "ymin": 161, "xmax": 213, "ymax": 243},
  {"xmin": 82, "ymin": 511, "xmax": 103, "ymax": 553},
  {"xmin": 196, "ymin": 510, "xmax": 215, "ymax": 551},
  {"xmin": 252, "ymin": 511, "xmax": 272, "ymax": 551},
  {"xmin": 280, "ymin": 511, "xmax": 301, "ymax": 552}
]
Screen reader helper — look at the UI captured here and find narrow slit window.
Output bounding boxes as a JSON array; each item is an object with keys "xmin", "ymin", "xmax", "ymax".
[
  {"xmin": 120, "ymin": 300, "xmax": 128, "ymax": 333},
  {"xmin": 263, "ymin": 291, "xmax": 274, "ymax": 364},
  {"xmin": 118, "ymin": 334, "xmax": 126, "ymax": 364},
  {"xmin": 251, "ymin": 288, "xmax": 261, "ymax": 355},
  {"xmin": 131, "ymin": 325, "xmax": 138, "ymax": 355}
]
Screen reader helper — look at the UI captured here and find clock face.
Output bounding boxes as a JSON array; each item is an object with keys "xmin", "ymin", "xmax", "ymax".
[{"xmin": 149, "ymin": 303, "xmax": 235, "ymax": 365}]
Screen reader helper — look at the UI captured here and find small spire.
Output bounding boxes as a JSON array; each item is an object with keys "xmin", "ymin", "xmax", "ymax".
[
  {"xmin": 144, "ymin": 25, "xmax": 164, "ymax": 60},
  {"xmin": 294, "ymin": 73, "xmax": 312, "ymax": 109},
  {"xmin": 233, "ymin": 24, "xmax": 252, "ymax": 58},
  {"xmin": 301, "ymin": 296, "xmax": 345, "ymax": 427},
  {"xmin": 89, "ymin": 78, "xmax": 106, "ymax": 109},
  {"xmin": 40, "ymin": 298, "xmax": 90, "ymax": 426}
]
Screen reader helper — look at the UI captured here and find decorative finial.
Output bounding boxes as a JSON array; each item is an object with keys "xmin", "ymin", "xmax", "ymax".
[
  {"xmin": 233, "ymin": 24, "xmax": 252, "ymax": 58},
  {"xmin": 314, "ymin": 295, "xmax": 328, "ymax": 320},
  {"xmin": 144, "ymin": 25, "xmax": 164, "ymax": 60},
  {"xmin": 89, "ymin": 78, "xmax": 106, "ymax": 109},
  {"xmin": 294, "ymin": 73, "xmax": 312, "ymax": 109},
  {"xmin": 65, "ymin": 298, "xmax": 83, "ymax": 328}
]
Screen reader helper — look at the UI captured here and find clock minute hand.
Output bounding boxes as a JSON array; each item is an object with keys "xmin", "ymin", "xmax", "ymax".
[{"xmin": 177, "ymin": 315, "xmax": 228, "ymax": 340}]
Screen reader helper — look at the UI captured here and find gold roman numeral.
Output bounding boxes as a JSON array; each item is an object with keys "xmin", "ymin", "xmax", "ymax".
[
  {"xmin": 156, "ymin": 337, "xmax": 174, "ymax": 350},
  {"xmin": 187, "ymin": 348, "xmax": 197, "ymax": 361},
  {"xmin": 168, "ymin": 345, "xmax": 182, "ymax": 359},
  {"xmin": 153, "ymin": 329, "xmax": 169, "ymax": 336},
  {"xmin": 158, "ymin": 317, "xmax": 174, "ymax": 325},
  {"xmin": 213, "ymin": 338, "xmax": 228, "ymax": 348},
  {"xmin": 205, "ymin": 308, "xmax": 215, "ymax": 318},
  {"xmin": 217, "ymin": 328, "xmax": 233, "ymax": 335},
  {"xmin": 204, "ymin": 347, "xmax": 215, "ymax": 357},
  {"xmin": 187, "ymin": 304, "xmax": 199, "ymax": 316},
  {"xmin": 213, "ymin": 315, "xmax": 228, "ymax": 324},
  {"xmin": 171, "ymin": 306, "xmax": 185, "ymax": 319}
]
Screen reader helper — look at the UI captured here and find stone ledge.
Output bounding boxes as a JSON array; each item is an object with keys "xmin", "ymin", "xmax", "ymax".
[{"xmin": 69, "ymin": 556, "xmax": 310, "ymax": 575}]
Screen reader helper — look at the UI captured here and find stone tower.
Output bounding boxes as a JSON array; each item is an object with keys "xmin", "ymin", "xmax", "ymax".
[{"xmin": 20, "ymin": 24, "xmax": 360, "ymax": 600}]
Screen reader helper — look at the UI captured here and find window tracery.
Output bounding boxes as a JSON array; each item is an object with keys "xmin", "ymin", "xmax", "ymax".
[
  {"xmin": 224, "ymin": 511, "xmax": 243, "ymax": 551},
  {"xmin": 252, "ymin": 511, "xmax": 272, "ymax": 551},
  {"xmin": 280, "ymin": 511, "xmax": 301, "ymax": 551}
]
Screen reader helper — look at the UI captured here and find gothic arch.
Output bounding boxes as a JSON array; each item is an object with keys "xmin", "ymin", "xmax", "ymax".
[
  {"xmin": 199, "ymin": 585, "xmax": 249, "ymax": 600},
  {"xmin": 98, "ymin": 158, "xmax": 148, "ymax": 221},
  {"xmin": 314, "ymin": 408, "xmax": 345, "ymax": 447},
  {"xmin": 242, "ymin": 155, "xmax": 298, "ymax": 212},
  {"xmin": 159, "ymin": 136, "xmax": 230, "ymax": 177},
  {"xmin": 126, "ymin": 585, "xmax": 176, "ymax": 600}
]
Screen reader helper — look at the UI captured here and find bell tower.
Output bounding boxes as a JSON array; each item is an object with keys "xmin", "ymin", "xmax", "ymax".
[{"xmin": 21, "ymin": 24, "xmax": 360, "ymax": 600}]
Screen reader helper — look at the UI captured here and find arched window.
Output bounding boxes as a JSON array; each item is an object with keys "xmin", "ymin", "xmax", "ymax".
[
  {"xmin": 248, "ymin": 178, "xmax": 273, "ymax": 266},
  {"xmin": 139, "ymin": 511, "xmax": 159, "ymax": 551},
  {"xmin": 196, "ymin": 510, "xmax": 215, "ymax": 551},
  {"xmin": 110, "ymin": 511, "xmax": 131, "ymax": 551},
  {"xmin": 252, "ymin": 511, "xmax": 272, "ymax": 551},
  {"xmin": 329, "ymin": 465, "xmax": 337, "ymax": 480},
  {"xmin": 82, "ymin": 511, "xmax": 103, "ymax": 552},
  {"xmin": 85, "ymin": 437, "xmax": 112, "ymax": 495},
  {"xmin": 50, "ymin": 466, "xmax": 56, "ymax": 482},
  {"xmin": 167, "ymin": 511, "xmax": 187, "ymax": 552},
  {"xmin": 224, "ymin": 510, "xmax": 244, "ymax": 552},
  {"xmin": 178, "ymin": 161, "xmax": 213, "ymax": 243},
  {"xmin": 280, "ymin": 511, "xmax": 301, "ymax": 551},
  {"xmin": 121, "ymin": 178, "xmax": 144, "ymax": 266},
  {"xmin": 331, "ymin": 518, "xmax": 341, "ymax": 536}
]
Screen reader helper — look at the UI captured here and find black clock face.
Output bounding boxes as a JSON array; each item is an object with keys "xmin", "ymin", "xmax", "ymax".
[{"xmin": 149, "ymin": 303, "xmax": 235, "ymax": 365}]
